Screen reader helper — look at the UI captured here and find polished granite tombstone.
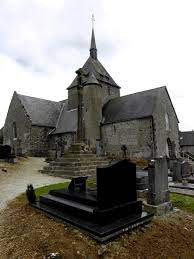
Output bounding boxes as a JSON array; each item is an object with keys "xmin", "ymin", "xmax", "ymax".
[
  {"xmin": 32, "ymin": 159, "xmax": 153, "ymax": 242},
  {"xmin": 0, "ymin": 145, "xmax": 11, "ymax": 159}
]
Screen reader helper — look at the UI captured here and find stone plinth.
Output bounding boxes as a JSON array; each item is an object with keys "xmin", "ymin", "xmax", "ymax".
[{"xmin": 144, "ymin": 201, "xmax": 173, "ymax": 216}]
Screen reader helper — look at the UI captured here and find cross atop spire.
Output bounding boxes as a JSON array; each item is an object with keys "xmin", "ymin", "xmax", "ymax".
[
  {"xmin": 90, "ymin": 14, "xmax": 97, "ymax": 60},
  {"xmin": 91, "ymin": 14, "xmax": 95, "ymax": 29}
]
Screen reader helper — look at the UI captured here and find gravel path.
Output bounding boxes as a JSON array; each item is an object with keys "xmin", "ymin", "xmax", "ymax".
[{"xmin": 0, "ymin": 157, "xmax": 67, "ymax": 211}]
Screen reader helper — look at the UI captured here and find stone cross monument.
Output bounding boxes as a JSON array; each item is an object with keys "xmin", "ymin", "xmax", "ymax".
[{"xmin": 75, "ymin": 68, "xmax": 86, "ymax": 143}]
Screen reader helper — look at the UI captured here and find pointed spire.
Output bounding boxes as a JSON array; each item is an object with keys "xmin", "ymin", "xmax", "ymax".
[
  {"xmin": 90, "ymin": 15, "xmax": 97, "ymax": 60},
  {"xmin": 90, "ymin": 29, "xmax": 97, "ymax": 59}
]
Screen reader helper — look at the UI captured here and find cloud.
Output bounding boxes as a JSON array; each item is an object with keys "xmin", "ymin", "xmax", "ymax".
[{"xmin": 0, "ymin": 0, "xmax": 194, "ymax": 131}]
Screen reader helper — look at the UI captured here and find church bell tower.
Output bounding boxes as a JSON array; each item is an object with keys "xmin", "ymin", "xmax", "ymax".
[{"xmin": 67, "ymin": 17, "xmax": 121, "ymax": 149}]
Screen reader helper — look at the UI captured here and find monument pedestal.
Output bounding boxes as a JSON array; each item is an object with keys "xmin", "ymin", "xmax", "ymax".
[{"xmin": 144, "ymin": 201, "xmax": 173, "ymax": 216}]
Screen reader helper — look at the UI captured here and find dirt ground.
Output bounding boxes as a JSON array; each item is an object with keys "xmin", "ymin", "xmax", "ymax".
[{"xmin": 0, "ymin": 197, "xmax": 193, "ymax": 259}]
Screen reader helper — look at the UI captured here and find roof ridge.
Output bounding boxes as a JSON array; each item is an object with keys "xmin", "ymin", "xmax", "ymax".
[
  {"xmin": 17, "ymin": 93, "xmax": 60, "ymax": 104},
  {"xmin": 107, "ymin": 86, "xmax": 166, "ymax": 103}
]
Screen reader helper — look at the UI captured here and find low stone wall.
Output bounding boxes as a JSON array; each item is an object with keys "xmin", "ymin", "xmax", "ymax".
[{"xmin": 101, "ymin": 118, "xmax": 153, "ymax": 159}]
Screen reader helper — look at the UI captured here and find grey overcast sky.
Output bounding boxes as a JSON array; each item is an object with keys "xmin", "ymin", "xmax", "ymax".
[{"xmin": 0, "ymin": 0, "xmax": 193, "ymax": 130}]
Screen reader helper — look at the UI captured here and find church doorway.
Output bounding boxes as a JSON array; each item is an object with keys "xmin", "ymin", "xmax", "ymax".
[{"xmin": 167, "ymin": 138, "xmax": 176, "ymax": 159}]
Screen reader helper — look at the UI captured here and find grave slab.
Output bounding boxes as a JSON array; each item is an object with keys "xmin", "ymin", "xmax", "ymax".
[{"xmin": 32, "ymin": 159, "xmax": 153, "ymax": 242}]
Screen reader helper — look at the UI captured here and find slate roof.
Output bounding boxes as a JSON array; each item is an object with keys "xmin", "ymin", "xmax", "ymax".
[
  {"xmin": 51, "ymin": 102, "xmax": 77, "ymax": 135},
  {"xmin": 17, "ymin": 93, "xmax": 63, "ymax": 127},
  {"xmin": 179, "ymin": 131, "xmax": 194, "ymax": 146},
  {"xmin": 67, "ymin": 57, "xmax": 119, "ymax": 89},
  {"xmin": 67, "ymin": 29, "xmax": 119, "ymax": 89},
  {"xmin": 102, "ymin": 86, "xmax": 177, "ymax": 124}
]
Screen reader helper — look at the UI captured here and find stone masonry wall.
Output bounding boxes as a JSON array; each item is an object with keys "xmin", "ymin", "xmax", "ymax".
[
  {"xmin": 3, "ymin": 92, "xmax": 31, "ymax": 154},
  {"xmin": 29, "ymin": 126, "xmax": 52, "ymax": 157},
  {"xmin": 3, "ymin": 92, "xmax": 54, "ymax": 157},
  {"xmin": 101, "ymin": 117, "xmax": 154, "ymax": 158},
  {"xmin": 49, "ymin": 133, "xmax": 75, "ymax": 151},
  {"xmin": 48, "ymin": 133, "xmax": 76, "ymax": 158},
  {"xmin": 100, "ymin": 83, "xmax": 120, "ymax": 106},
  {"xmin": 153, "ymin": 88, "xmax": 180, "ymax": 158},
  {"xmin": 68, "ymin": 87, "xmax": 78, "ymax": 110},
  {"xmin": 68, "ymin": 83, "xmax": 120, "ymax": 111}
]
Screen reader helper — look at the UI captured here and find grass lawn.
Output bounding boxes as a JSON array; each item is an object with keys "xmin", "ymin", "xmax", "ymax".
[
  {"xmin": 170, "ymin": 193, "xmax": 194, "ymax": 213},
  {"xmin": 20, "ymin": 180, "xmax": 194, "ymax": 215},
  {"xmin": 35, "ymin": 177, "xmax": 96, "ymax": 197},
  {"xmin": 16, "ymin": 177, "xmax": 97, "ymax": 203}
]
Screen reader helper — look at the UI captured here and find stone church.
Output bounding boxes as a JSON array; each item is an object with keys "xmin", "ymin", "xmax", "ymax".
[{"xmin": 3, "ymin": 29, "xmax": 180, "ymax": 159}]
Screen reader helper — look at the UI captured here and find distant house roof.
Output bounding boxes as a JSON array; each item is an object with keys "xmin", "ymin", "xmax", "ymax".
[
  {"xmin": 17, "ymin": 93, "xmax": 63, "ymax": 127},
  {"xmin": 179, "ymin": 131, "xmax": 194, "ymax": 146},
  {"xmin": 50, "ymin": 101, "xmax": 77, "ymax": 135},
  {"xmin": 102, "ymin": 86, "xmax": 179, "ymax": 124}
]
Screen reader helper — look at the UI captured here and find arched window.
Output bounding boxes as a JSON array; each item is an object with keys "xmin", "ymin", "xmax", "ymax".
[
  {"xmin": 13, "ymin": 122, "xmax": 17, "ymax": 138},
  {"xmin": 165, "ymin": 113, "xmax": 170, "ymax": 131}
]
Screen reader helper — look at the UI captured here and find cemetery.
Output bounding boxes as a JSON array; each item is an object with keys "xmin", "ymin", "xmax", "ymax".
[
  {"xmin": 0, "ymin": 162, "xmax": 193, "ymax": 258},
  {"xmin": 0, "ymin": 16, "xmax": 194, "ymax": 259}
]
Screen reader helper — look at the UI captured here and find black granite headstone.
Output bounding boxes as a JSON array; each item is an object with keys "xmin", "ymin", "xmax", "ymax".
[
  {"xmin": 97, "ymin": 159, "xmax": 136, "ymax": 206},
  {"xmin": 0, "ymin": 145, "xmax": 11, "ymax": 159},
  {"xmin": 32, "ymin": 159, "xmax": 153, "ymax": 242}
]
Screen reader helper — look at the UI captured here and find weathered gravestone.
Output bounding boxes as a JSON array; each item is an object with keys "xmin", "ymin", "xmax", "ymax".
[
  {"xmin": 172, "ymin": 160, "xmax": 182, "ymax": 182},
  {"xmin": 181, "ymin": 161, "xmax": 191, "ymax": 178},
  {"xmin": 32, "ymin": 159, "xmax": 153, "ymax": 242},
  {"xmin": 145, "ymin": 157, "xmax": 173, "ymax": 215}
]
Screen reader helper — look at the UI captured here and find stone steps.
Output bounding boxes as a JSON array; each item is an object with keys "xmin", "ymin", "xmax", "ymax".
[
  {"xmin": 57, "ymin": 155, "xmax": 98, "ymax": 161},
  {"xmin": 43, "ymin": 164, "xmax": 98, "ymax": 171},
  {"xmin": 40, "ymin": 169, "xmax": 96, "ymax": 178},
  {"xmin": 40, "ymin": 142, "xmax": 109, "ymax": 178},
  {"xmin": 50, "ymin": 160, "xmax": 108, "ymax": 167}
]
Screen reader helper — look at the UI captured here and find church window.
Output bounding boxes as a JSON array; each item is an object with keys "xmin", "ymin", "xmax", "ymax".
[
  {"xmin": 108, "ymin": 86, "xmax": 111, "ymax": 95},
  {"xmin": 13, "ymin": 122, "xmax": 17, "ymax": 138},
  {"xmin": 165, "ymin": 113, "xmax": 170, "ymax": 131}
]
